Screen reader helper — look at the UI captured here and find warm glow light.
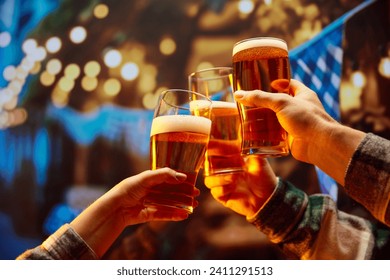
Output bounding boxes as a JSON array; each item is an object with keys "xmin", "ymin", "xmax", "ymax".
[
  {"xmin": 81, "ymin": 76, "xmax": 98, "ymax": 91},
  {"xmin": 0, "ymin": 32, "xmax": 11, "ymax": 47},
  {"xmin": 3, "ymin": 65, "xmax": 16, "ymax": 81},
  {"xmin": 58, "ymin": 76, "xmax": 75, "ymax": 92},
  {"xmin": 351, "ymin": 71, "xmax": 366, "ymax": 88},
  {"xmin": 45, "ymin": 37, "xmax": 62, "ymax": 53},
  {"xmin": 378, "ymin": 57, "xmax": 390, "ymax": 78},
  {"xmin": 94, "ymin": 4, "xmax": 109, "ymax": 19},
  {"xmin": 69, "ymin": 26, "xmax": 87, "ymax": 44},
  {"xmin": 51, "ymin": 87, "xmax": 69, "ymax": 108},
  {"xmin": 22, "ymin": 39, "xmax": 37, "ymax": 54},
  {"xmin": 238, "ymin": 0, "xmax": 255, "ymax": 14},
  {"xmin": 103, "ymin": 49, "xmax": 122, "ymax": 68},
  {"xmin": 103, "ymin": 78, "xmax": 121, "ymax": 96},
  {"xmin": 29, "ymin": 62, "xmax": 41, "ymax": 75},
  {"xmin": 340, "ymin": 80, "xmax": 362, "ymax": 112},
  {"xmin": 46, "ymin": 58, "xmax": 62, "ymax": 75},
  {"xmin": 40, "ymin": 71, "xmax": 56, "ymax": 87},
  {"xmin": 142, "ymin": 92, "xmax": 159, "ymax": 110},
  {"xmin": 84, "ymin": 61, "xmax": 101, "ymax": 77},
  {"xmin": 121, "ymin": 62, "xmax": 139, "ymax": 81},
  {"xmin": 64, "ymin": 63, "xmax": 81, "ymax": 80},
  {"xmin": 196, "ymin": 61, "xmax": 214, "ymax": 72},
  {"xmin": 159, "ymin": 37, "xmax": 176, "ymax": 56}
]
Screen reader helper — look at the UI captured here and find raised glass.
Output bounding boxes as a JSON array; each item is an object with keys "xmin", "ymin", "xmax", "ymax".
[
  {"xmin": 146, "ymin": 89, "xmax": 212, "ymax": 213},
  {"xmin": 188, "ymin": 67, "xmax": 244, "ymax": 176},
  {"xmin": 232, "ymin": 37, "xmax": 291, "ymax": 157}
]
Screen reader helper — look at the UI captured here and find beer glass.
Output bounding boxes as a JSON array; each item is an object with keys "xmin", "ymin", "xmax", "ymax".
[
  {"xmin": 188, "ymin": 67, "xmax": 244, "ymax": 176},
  {"xmin": 232, "ymin": 37, "xmax": 291, "ymax": 157},
  {"xmin": 147, "ymin": 89, "xmax": 212, "ymax": 213}
]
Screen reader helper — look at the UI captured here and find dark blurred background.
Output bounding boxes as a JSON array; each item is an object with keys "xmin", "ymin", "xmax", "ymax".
[{"xmin": 0, "ymin": 0, "xmax": 389, "ymax": 259}]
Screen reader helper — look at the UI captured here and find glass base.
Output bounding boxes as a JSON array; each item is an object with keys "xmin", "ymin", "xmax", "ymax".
[
  {"xmin": 241, "ymin": 146, "xmax": 289, "ymax": 157},
  {"xmin": 143, "ymin": 199, "xmax": 193, "ymax": 214}
]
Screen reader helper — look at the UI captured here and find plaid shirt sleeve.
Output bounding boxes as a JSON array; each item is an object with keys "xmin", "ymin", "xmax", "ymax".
[
  {"xmin": 344, "ymin": 133, "xmax": 390, "ymax": 225},
  {"xmin": 16, "ymin": 224, "xmax": 98, "ymax": 260},
  {"xmin": 248, "ymin": 134, "xmax": 390, "ymax": 260}
]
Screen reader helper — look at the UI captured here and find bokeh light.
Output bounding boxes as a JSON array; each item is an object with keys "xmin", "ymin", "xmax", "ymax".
[
  {"xmin": 46, "ymin": 59, "xmax": 62, "ymax": 75},
  {"xmin": 121, "ymin": 62, "xmax": 139, "ymax": 81},
  {"xmin": 69, "ymin": 26, "xmax": 87, "ymax": 44},
  {"xmin": 45, "ymin": 37, "xmax": 62, "ymax": 53},
  {"xmin": 84, "ymin": 61, "xmax": 101, "ymax": 77},
  {"xmin": 0, "ymin": 31, "xmax": 11, "ymax": 47},
  {"xmin": 103, "ymin": 78, "xmax": 121, "ymax": 96},
  {"xmin": 81, "ymin": 76, "xmax": 98, "ymax": 92},
  {"xmin": 159, "ymin": 36, "xmax": 176, "ymax": 56},
  {"xmin": 94, "ymin": 3, "xmax": 109, "ymax": 19},
  {"xmin": 103, "ymin": 49, "xmax": 122, "ymax": 68},
  {"xmin": 64, "ymin": 63, "xmax": 81, "ymax": 80}
]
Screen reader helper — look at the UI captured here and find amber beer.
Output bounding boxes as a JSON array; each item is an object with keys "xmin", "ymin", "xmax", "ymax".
[
  {"xmin": 233, "ymin": 37, "xmax": 291, "ymax": 156},
  {"xmin": 204, "ymin": 101, "xmax": 243, "ymax": 176},
  {"xmin": 188, "ymin": 67, "xmax": 244, "ymax": 176},
  {"xmin": 149, "ymin": 114, "xmax": 211, "ymax": 213}
]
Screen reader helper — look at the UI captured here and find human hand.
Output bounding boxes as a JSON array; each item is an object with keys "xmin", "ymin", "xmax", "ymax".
[
  {"xmin": 204, "ymin": 156, "xmax": 277, "ymax": 218},
  {"xmin": 234, "ymin": 79, "xmax": 338, "ymax": 164},
  {"xmin": 113, "ymin": 167, "xmax": 199, "ymax": 226}
]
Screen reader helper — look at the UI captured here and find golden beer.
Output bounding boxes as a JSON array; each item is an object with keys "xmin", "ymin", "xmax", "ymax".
[
  {"xmin": 204, "ymin": 101, "xmax": 243, "ymax": 176},
  {"xmin": 188, "ymin": 67, "xmax": 244, "ymax": 176},
  {"xmin": 149, "ymin": 114, "xmax": 211, "ymax": 213},
  {"xmin": 233, "ymin": 37, "xmax": 291, "ymax": 156}
]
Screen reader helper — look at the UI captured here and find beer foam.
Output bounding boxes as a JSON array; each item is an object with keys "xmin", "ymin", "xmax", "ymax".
[
  {"xmin": 211, "ymin": 101, "xmax": 237, "ymax": 109},
  {"xmin": 150, "ymin": 115, "xmax": 211, "ymax": 136},
  {"xmin": 233, "ymin": 37, "xmax": 288, "ymax": 56},
  {"xmin": 189, "ymin": 100, "xmax": 211, "ymax": 112}
]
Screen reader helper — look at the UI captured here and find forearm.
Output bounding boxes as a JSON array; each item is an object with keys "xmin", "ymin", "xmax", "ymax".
[
  {"xmin": 308, "ymin": 121, "xmax": 366, "ymax": 186},
  {"xmin": 249, "ymin": 179, "xmax": 378, "ymax": 260},
  {"xmin": 70, "ymin": 190, "xmax": 125, "ymax": 258}
]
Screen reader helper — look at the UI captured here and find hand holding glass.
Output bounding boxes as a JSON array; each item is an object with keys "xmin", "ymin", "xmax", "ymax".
[
  {"xmin": 233, "ymin": 37, "xmax": 291, "ymax": 157},
  {"xmin": 146, "ymin": 89, "xmax": 212, "ymax": 213}
]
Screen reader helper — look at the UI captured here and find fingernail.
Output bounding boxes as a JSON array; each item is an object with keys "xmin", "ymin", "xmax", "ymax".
[
  {"xmin": 175, "ymin": 172, "xmax": 187, "ymax": 181},
  {"xmin": 234, "ymin": 91, "xmax": 244, "ymax": 99}
]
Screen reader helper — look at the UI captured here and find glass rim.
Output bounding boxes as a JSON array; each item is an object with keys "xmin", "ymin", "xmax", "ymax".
[
  {"xmin": 159, "ymin": 88, "xmax": 212, "ymax": 104},
  {"xmin": 232, "ymin": 37, "xmax": 288, "ymax": 56},
  {"xmin": 188, "ymin": 66, "xmax": 233, "ymax": 82}
]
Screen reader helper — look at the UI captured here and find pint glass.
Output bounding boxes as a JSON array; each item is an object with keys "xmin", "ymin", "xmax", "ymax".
[
  {"xmin": 147, "ymin": 89, "xmax": 212, "ymax": 213},
  {"xmin": 232, "ymin": 37, "xmax": 291, "ymax": 157},
  {"xmin": 189, "ymin": 67, "xmax": 244, "ymax": 176}
]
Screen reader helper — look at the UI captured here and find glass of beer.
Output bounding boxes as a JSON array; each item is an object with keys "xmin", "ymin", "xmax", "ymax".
[
  {"xmin": 232, "ymin": 37, "xmax": 291, "ymax": 157},
  {"xmin": 146, "ymin": 89, "xmax": 212, "ymax": 213},
  {"xmin": 188, "ymin": 67, "xmax": 244, "ymax": 176}
]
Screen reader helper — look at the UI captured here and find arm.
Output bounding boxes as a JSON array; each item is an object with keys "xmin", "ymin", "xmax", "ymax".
[
  {"xmin": 204, "ymin": 158, "xmax": 386, "ymax": 259},
  {"xmin": 250, "ymin": 179, "xmax": 380, "ymax": 260},
  {"xmin": 234, "ymin": 80, "xmax": 390, "ymax": 225},
  {"xmin": 17, "ymin": 168, "xmax": 195, "ymax": 259},
  {"xmin": 234, "ymin": 79, "xmax": 366, "ymax": 186}
]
